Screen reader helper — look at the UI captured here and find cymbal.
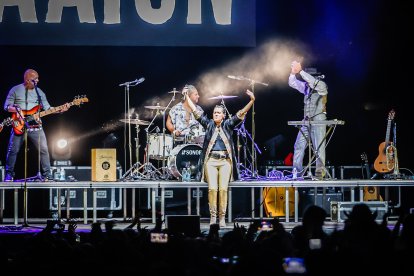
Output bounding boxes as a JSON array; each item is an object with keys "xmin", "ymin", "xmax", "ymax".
[
  {"xmin": 119, "ymin": 119, "xmax": 150, "ymax": 125},
  {"xmin": 144, "ymin": 105, "xmax": 169, "ymax": 110},
  {"xmin": 208, "ymin": 95, "xmax": 238, "ymax": 100},
  {"xmin": 167, "ymin": 89, "xmax": 180, "ymax": 94}
]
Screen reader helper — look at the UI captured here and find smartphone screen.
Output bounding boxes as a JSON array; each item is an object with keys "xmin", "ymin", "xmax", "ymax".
[
  {"xmin": 150, "ymin": 233, "xmax": 168, "ymax": 243},
  {"xmin": 283, "ymin": 257, "xmax": 306, "ymax": 274},
  {"xmin": 258, "ymin": 221, "xmax": 273, "ymax": 231}
]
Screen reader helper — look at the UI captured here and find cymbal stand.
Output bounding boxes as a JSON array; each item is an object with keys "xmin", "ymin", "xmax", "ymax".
[
  {"xmin": 159, "ymin": 89, "xmax": 177, "ymax": 180},
  {"xmin": 121, "ymin": 114, "xmax": 144, "ymax": 180},
  {"xmin": 218, "ymin": 92, "xmax": 232, "ymax": 118},
  {"xmin": 137, "ymin": 108, "xmax": 162, "ymax": 180}
]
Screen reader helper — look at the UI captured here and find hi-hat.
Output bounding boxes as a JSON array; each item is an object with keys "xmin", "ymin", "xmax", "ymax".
[
  {"xmin": 119, "ymin": 119, "xmax": 150, "ymax": 125},
  {"xmin": 167, "ymin": 89, "xmax": 180, "ymax": 94},
  {"xmin": 144, "ymin": 105, "xmax": 169, "ymax": 110},
  {"xmin": 208, "ymin": 95, "xmax": 238, "ymax": 100}
]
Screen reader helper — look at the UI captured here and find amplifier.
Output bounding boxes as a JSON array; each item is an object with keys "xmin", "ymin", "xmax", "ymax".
[
  {"xmin": 300, "ymin": 190, "xmax": 343, "ymax": 217},
  {"xmin": 49, "ymin": 166, "xmax": 122, "ymax": 210},
  {"xmin": 330, "ymin": 201, "xmax": 388, "ymax": 222}
]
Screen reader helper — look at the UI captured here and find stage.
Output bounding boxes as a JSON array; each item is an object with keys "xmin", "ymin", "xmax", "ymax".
[{"xmin": 1, "ymin": 178, "xmax": 413, "ymax": 226}]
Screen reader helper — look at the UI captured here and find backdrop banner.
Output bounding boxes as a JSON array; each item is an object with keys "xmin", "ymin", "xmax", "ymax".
[{"xmin": 0, "ymin": 0, "xmax": 255, "ymax": 46}]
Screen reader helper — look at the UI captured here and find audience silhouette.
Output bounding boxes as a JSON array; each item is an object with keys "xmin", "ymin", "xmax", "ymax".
[{"xmin": 1, "ymin": 203, "xmax": 413, "ymax": 276}]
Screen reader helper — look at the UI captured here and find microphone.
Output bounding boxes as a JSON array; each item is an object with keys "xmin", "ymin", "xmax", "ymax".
[
  {"xmin": 136, "ymin": 77, "xmax": 145, "ymax": 84},
  {"xmin": 119, "ymin": 77, "xmax": 145, "ymax": 87},
  {"xmin": 227, "ymin": 75, "xmax": 244, "ymax": 80}
]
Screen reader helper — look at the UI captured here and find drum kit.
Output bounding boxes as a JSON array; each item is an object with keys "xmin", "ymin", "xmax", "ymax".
[
  {"xmin": 120, "ymin": 89, "xmax": 246, "ymax": 181},
  {"xmin": 121, "ymin": 90, "xmax": 209, "ymax": 181},
  {"xmin": 119, "ymin": 84, "xmax": 269, "ymax": 182}
]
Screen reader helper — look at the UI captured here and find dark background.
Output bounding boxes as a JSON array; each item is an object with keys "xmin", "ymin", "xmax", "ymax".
[{"xmin": 1, "ymin": 1, "xmax": 413, "ymax": 213}]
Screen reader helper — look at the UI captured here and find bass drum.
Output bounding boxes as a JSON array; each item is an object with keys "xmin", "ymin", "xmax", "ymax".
[{"xmin": 168, "ymin": 144, "xmax": 202, "ymax": 180}]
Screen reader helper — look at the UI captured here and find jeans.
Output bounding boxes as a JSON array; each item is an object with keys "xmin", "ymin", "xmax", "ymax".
[{"xmin": 5, "ymin": 128, "xmax": 51, "ymax": 178}]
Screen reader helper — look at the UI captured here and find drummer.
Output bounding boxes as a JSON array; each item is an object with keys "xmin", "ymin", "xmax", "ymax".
[{"xmin": 166, "ymin": 84, "xmax": 205, "ymax": 145}]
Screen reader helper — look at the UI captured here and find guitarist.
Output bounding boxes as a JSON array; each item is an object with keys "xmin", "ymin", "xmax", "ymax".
[{"xmin": 3, "ymin": 69, "xmax": 70, "ymax": 182}]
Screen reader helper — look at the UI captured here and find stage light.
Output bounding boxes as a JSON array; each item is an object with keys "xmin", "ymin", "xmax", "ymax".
[
  {"xmin": 51, "ymin": 137, "xmax": 72, "ymax": 165},
  {"xmin": 57, "ymin": 139, "xmax": 68, "ymax": 149}
]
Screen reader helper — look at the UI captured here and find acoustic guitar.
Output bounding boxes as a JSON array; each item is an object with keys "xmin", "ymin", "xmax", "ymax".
[
  {"xmin": 11, "ymin": 96, "xmax": 88, "ymax": 135},
  {"xmin": 361, "ymin": 152, "xmax": 383, "ymax": 201},
  {"xmin": 0, "ymin": 117, "xmax": 13, "ymax": 133},
  {"xmin": 374, "ymin": 110, "xmax": 395, "ymax": 173}
]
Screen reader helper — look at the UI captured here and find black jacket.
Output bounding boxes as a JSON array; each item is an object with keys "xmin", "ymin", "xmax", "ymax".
[{"xmin": 195, "ymin": 113, "xmax": 243, "ymax": 182}]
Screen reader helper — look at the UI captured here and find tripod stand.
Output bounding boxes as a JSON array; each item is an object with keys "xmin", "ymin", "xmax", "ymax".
[
  {"xmin": 120, "ymin": 114, "xmax": 149, "ymax": 180},
  {"xmin": 234, "ymin": 119, "xmax": 263, "ymax": 179},
  {"xmin": 135, "ymin": 106, "xmax": 164, "ymax": 180},
  {"xmin": 158, "ymin": 89, "xmax": 178, "ymax": 180}
]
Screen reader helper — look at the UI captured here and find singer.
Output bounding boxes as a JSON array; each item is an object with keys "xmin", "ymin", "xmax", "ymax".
[
  {"xmin": 3, "ymin": 69, "xmax": 70, "ymax": 182},
  {"xmin": 186, "ymin": 89, "xmax": 255, "ymax": 228},
  {"xmin": 289, "ymin": 60, "xmax": 328, "ymax": 180}
]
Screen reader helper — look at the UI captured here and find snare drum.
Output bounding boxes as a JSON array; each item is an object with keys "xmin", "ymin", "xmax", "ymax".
[
  {"xmin": 168, "ymin": 144, "xmax": 202, "ymax": 180},
  {"xmin": 148, "ymin": 134, "xmax": 173, "ymax": 160}
]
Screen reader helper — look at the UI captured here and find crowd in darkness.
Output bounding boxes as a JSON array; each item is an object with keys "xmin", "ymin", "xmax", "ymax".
[{"xmin": 1, "ymin": 203, "xmax": 413, "ymax": 276}]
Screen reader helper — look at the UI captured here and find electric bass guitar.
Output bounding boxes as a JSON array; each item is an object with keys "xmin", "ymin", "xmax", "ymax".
[
  {"xmin": 0, "ymin": 117, "xmax": 13, "ymax": 133},
  {"xmin": 361, "ymin": 152, "xmax": 383, "ymax": 201},
  {"xmin": 11, "ymin": 96, "xmax": 89, "ymax": 135},
  {"xmin": 374, "ymin": 109, "xmax": 395, "ymax": 173}
]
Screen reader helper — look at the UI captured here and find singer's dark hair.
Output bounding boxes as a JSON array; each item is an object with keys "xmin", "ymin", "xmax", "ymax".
[{"xmin": 214, "ymin": 105, "xmax": 226, "ymax": 118}]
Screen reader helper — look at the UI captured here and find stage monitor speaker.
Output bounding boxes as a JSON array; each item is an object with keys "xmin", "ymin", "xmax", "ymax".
[
  {"xmin": 91, "ymin": 148, "xmax": 117, "ymax": 181},
  {"xmin": 166, "ymin": 215, "xmax": 201, "ymax": 237}
]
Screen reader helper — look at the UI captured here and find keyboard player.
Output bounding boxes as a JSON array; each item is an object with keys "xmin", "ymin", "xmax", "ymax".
[{"xmin": 289, "ymin": 60, "xmax": 328, "ymax": 179}]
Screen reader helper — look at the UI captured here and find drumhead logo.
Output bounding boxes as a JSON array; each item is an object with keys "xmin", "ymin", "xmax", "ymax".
[
  {"xmin": 102, "ymin": 161, "xmax": 111, "ymax": 170},
  {"xmin": 181, "ymin": 149, "xmax": 202, "ymax": 155}
]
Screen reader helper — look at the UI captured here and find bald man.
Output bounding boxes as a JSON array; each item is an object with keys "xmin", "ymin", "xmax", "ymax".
[{"xmin": 3, "ymin": 69, "xmax": 70, "ymax": 182}]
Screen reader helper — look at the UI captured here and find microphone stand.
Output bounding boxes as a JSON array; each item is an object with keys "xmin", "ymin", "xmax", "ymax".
[
  {"xmin": 120, "ymin": 79, "xmax": 142, "ymax": 178},
  {"xmin": 13, "ymin": 108, "xmax": 32, "ymax": 226},
  {"xmin": 228, "ymin": 75, "xmax": 268, "ymax": 178},
  {"xmin": 245, "ymin": 77, "xmax": 268, "ymax": 178},
  {"xmin": 26, "ymin": 83, "xmax": 45, "ymax": 182}
]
